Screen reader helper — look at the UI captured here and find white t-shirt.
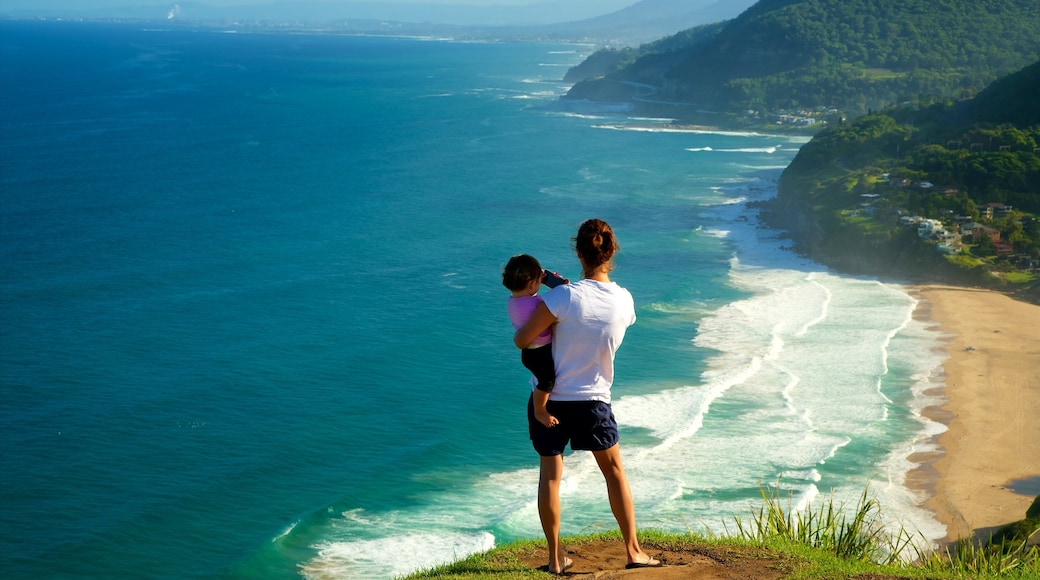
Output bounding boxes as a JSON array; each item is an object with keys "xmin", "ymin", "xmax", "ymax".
[{"xmin": 539, "ymin": 279, "xmax": 636, "ymax": 403}]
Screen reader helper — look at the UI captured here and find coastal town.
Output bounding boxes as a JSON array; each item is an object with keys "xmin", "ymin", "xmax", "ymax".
[{"xmin": 842, "ymin": 174, "xmax": 1040, "ymax": 278}]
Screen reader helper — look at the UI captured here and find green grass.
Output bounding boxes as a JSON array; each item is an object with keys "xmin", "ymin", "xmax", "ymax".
[
  {"xmin": 843, "ymin": 214, "xmax": 896, "ymax": 237},
  {"xmin": 1003, "ymin": 271, "xmax": 1037, "ymax": 284},
  {"xmin": 946, "ymin": 252, "xmax": 985, "ymax": 269},
  {"xmin": 402, "ymin": 484, "xmax": 1040, "ymax": 580},
  {"xmin": 860, "ymin": 68, "xmax": 909, "ymax": 80},
  {"xmin": 730, "ymin": 485, "xmax": 913, "ymax": 564}
]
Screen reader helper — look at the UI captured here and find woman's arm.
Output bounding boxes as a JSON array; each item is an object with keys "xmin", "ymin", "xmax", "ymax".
[{"xmin": 514, "ymin": 301, "xmax": 557, "ymax": 349}]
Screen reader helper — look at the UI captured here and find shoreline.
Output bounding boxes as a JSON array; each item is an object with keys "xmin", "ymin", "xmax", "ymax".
[{"xmin": 909, "ymin": 285, "xmax": 1040, "ymax": 544}]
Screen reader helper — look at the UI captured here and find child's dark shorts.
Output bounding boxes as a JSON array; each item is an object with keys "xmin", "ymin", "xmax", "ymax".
[{"xmin": 528, "ymin": 394, "xmax": 619, "ymax": 457}]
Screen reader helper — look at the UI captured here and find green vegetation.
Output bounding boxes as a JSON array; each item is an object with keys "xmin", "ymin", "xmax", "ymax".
[
  {"xmin": 565, "ymin": 0, "xmax": 1040, "ymax": 121},
  {"xmin": 732, "ymin": 486, "xmax": 916, "ymax": 564},
  {"xmin": 763, "ymin": 60, "xmax": 1040, "ymax": 300},
  {"xmin": 737, "ymin": 486, "xmax": 1039, "ymax": 578},
  {"xmin": 403, "ymin": 485, "xmax": 1039, "ymax": 579}
]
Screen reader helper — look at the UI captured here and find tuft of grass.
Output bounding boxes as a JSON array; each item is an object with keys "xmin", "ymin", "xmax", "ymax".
[
  {"xmin": 728, "ymin": 482, "xmax": 1038, "ymax": 578},
  {"xmin": 730, "ymin": 483, "xmax": 915, "ymax": 564},
  {"xmin": 917, "ymin": 529, "xmax": 1040, "ymax": 578}
]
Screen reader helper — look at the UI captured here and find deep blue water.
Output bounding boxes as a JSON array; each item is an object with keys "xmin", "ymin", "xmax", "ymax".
[{"xmin": 1, "ymin": 21, "xmax": 948, "ymax": 579}]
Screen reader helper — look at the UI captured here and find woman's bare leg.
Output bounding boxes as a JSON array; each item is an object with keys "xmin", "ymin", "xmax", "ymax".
[
  {"xmin": 538, "ymin": 454, "xmax": 567, "ymax": 572},
  {"xmin": 592, "ymin": 444, "xmax": 657, "ymax": 566}
]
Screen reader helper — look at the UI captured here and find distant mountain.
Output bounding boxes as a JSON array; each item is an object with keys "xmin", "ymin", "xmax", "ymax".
[
  {"xmin": 562, "ymin": 0, "xmax": 752, "ymax": 30},
  {"xmin": 534, "ymin": 0, "xmax": 757, "ymax": 46},
  {"xmin": 566, "ymin": 0, "xmax": 1040, "ymax": 117}
]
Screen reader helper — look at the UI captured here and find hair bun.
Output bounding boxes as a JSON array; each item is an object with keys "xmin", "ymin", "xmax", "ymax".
[{"xmin": 575, "ymin": 219, "xmax": 618, "ymax": 274}]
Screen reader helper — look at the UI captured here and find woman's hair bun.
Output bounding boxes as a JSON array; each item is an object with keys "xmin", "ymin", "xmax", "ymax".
[{"xmin": 575, "ymin": 219, "xmax": 618, "ymax": 272}]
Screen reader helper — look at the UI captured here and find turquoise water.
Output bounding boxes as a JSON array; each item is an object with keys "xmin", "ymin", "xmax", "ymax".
[{"xmin": 1, "ymin": 22, "xmax": 947, "ymax": 579}]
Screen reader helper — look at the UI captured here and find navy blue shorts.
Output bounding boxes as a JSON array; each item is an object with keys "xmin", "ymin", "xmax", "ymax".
[{"xmin": 528, "ymin": 395, "xmax": 619, "ymax": 456}]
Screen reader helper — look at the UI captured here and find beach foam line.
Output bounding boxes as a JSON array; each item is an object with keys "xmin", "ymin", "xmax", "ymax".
[
  {"xmin": 590, "ymin": 123, "xmax": 797, "ymax": 138},
  {"xmin": 618, "ymin": 354, "xmax": 761, "ymax": 455},
  {"xmin": 301, "ymin": 531, "xmax": 495, "ymax": 579},
  {"xmin": 686, "ymin": 145, "xmax": 784, "ymax": 153}
]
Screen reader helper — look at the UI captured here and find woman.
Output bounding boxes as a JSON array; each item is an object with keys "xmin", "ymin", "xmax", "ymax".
[{"xmin": 514, "ymin": 218, "xmax": 660, "ymax": 573}]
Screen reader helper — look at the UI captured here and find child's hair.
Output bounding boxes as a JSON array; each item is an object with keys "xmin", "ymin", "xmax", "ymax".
[
  {"xmin": 502, "ymin": 254, "xmax": 543, "ymax": 291},
  {"xmin": 574, "ymin": 218, "xmax": 618, "ymax": 275}
]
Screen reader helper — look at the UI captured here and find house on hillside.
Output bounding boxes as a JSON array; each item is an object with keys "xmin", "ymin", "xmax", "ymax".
[
  {"xmin": 859, "ymin": 193, "xmax": 880, "ymax": 213},
  {"xmin": 960, "ymin": 222, "xmax": 979, "ymax": 238},
  {"xmin": 961, "ymin": 222, "xmax": 992, "ymax": 241},
  {"xmin": 993, "ymin": 240, "xmax": 1014, "ymax": 255},
  {"xmin": 979, "ymin": 202, "xmax": 1013, "ymax": 219},
  {"xmin": 917, "ymin": 219, "xmax": 945, "ymax": 239}
]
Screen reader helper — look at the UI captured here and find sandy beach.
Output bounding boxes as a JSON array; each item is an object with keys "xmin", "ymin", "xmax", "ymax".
[{"xmin": 911, "ymin": 285, "xmax": 1040, "ymax": 543}]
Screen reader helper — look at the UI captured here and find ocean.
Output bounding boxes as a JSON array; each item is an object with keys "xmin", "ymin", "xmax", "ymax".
[{"xmin": 0, "ymin": 21, "xmax": 948, "ymax": 579}]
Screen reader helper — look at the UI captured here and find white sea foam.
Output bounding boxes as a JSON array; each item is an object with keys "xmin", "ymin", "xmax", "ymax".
[
  {"xmin": 715, "ymin": 196, "xmax": 749, "ymax": 206},
  {"xmin": 301, "ymin": 530, "xmax": 495, "ymax": 579},
  {"xmin": 592, "ymin": 124, "xmax": 783, "ymax": 136},
  {"xmin": 700, "ymin": 228, "xmax": 730, "ymax": 238},
  {"xmin": 687, "ymin": 145, "xmax": 783, "ymax": 153},
  {"xmin": 643, "ymin": 300, "xmax": 714, "ymax": 316},
  {"xmin": 513, "ymin": 91, "xmax": 560, "ymax": 100},
  {"xmin": 554, "ymin": 111, "xmax": 610, "ymax": 120},
  {"xmin": 590, "ymin": 124, "xmax": 787, "ymax": 138},
  {"xmin": 737, "ymin": 164, "xmax": 791, "ymax": 170},
  {"xmin": 628, "ymin": 116, "xmax": 678, "ymax": 123}
]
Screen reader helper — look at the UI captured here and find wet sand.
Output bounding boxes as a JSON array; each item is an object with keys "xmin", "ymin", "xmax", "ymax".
[{"xmin": 911, "ymin": 285, "xmax": 1040, "ymax": 542}]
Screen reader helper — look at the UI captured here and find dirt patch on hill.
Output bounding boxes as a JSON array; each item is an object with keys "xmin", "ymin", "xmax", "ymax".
[
  {"xmin": 516, "ymin": 538, "xmax": 916, "ymax": 579},
  {"xmin": 517, "ymin": 539, "xmax": 791, "ymax": 579}
]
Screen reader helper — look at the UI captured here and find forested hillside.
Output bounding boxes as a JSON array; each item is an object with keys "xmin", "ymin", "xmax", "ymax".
[
  {"xmin": 764, "ymin": 60, "xmax": 1040, "ymax": 299},
  {"xmin": 566, "ymin": 0, "xmax": 1040, "ymax": 119}
]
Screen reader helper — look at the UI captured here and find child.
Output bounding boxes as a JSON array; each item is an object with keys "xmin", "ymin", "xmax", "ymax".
[{"xmin": 503, "ymin": 254, "xmax": 565, "ymax": 428}]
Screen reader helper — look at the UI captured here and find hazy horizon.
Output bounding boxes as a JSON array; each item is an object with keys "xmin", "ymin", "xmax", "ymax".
[{"xmin": 0, "ymin": 0, "xmax": 640, "ymax": 25}]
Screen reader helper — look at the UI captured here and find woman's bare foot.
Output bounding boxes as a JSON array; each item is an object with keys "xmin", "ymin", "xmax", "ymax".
[
  {"xmin": 549, "ymin": 556, "xmax": 573, "ymax": 574},
  {"xmin": 625, "ymin": 554, "xmax": 661, "ymax": 569}
]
